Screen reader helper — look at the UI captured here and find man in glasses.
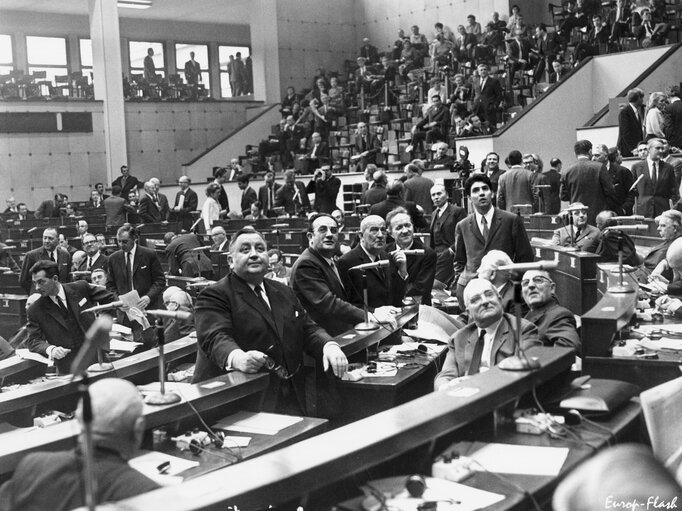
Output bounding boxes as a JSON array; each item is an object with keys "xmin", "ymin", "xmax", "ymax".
[
  {"xmin": 435, "ymin": 278, "xmax": 540, "ymax": 390},
  {"xmin": 521, "ymin": 270, "xmax": 580, "ymax": 352},
  {"xmin": 194, "ymin": 227, "xmax": 348, "ymax": 415},
  {"xmin": 78, "ymin": 233, "xmax": 108, "ymax": 274}
]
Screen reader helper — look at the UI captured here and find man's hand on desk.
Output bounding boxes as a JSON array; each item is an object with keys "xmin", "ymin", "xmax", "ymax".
[
  {"xmin": 229, "ymin": 349, "xmax": 268, "ymax": 373},
  {"xmin": 47, "ymin": 346, "xmax": 71, "ymax": 360},
  {"xmin": 322, "ymin": 342, "xmax": 348, "ymax": 377},
  {"xmin": 655, "ymin": 295, "xmax": 682, "ymax": 315},
  {"xmin": 370, "ymin": 306, "xmax": 400, "ymax": 329}
]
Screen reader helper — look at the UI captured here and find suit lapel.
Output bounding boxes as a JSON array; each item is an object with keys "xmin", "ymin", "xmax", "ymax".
[
  {"xmin": 486, "ymin": 210, "xmax": 502, "ymax": 245},
  {"xmin": 470, "ymin": 215, "xmax": 485, "ymax": 245},
  {"xmin": 264, "ymin": 280, "xmax": 285, "ymax": 341},
  {"xmin": 44, "ymin": 297, "xmax": 68, "ymax": 328},
  {"xmin": 63, "ymin": 285, "xmax": 85, "ymax": 331},
  {"xmin": 491, "ymin": 315, "xmax": 511, "ymax": 364},
  {"xmin": 234, "ymin": 277, "xmax": 279, "ymax": 339}
]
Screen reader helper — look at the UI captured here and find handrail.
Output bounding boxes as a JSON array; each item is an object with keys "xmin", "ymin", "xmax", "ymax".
[{"xmin": 182, "ymin": 102, "xmax": 274, "ymax": 167}]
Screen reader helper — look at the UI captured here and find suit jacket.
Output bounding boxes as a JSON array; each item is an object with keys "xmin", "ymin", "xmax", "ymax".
[
  {"xmin": 306, "ymin": 176, "xmax": 341, "ymax": 214},
  {"xmin": 453, "ymin": 208, "xmax": 533, "ymax": 288},
  {"xmin": 559, "ymin": 158, "xmax": 617, "ymax": 225},
  {"xmin": 26, "ymin": 280, "xmax": 115, "ymax": 374},
  {"xmin": 551, "ymin": 224, "xmax": 602, "ymax": 252},
  {"xmin": 362, "ymin": 185, "xmax": 387, "ymax": 206},
  {"xmin": 165, "ymin": 234, "xmax": 212, "ymax": 277},
  {"xmin": 416, "ymin": 103, "xmax": 450, "ymax": 135},
  {"xmin": 337, "ymin": 245, "xmax": 408, "ymax": 309},
  {"xmin": 105, "ymin": 245, "xmax": 165, "ymax": 308},
  {"xmin": 257, "ymin": 183, "xmax": 282, "ymax": 215},
  {"xmin": 173, "ymin": 188, "xmax": 199, "ymax": 215},
  {"xmin": 473, "ymin": 76, "xmax": 503, "ymax": 125},
  {"xmin": 275, "ymin": 181, "xmax": 310, "ymax": 215},
  {"xmin": 88, "ymin": 198, "xmax": 104, "ymax": 209},
  {"xmin": 354, "ymin": 134, "xmax": 381, "ymax": 165},
  {"xmin": 240, "ymin": 186, "xmax": 258, "ymax": 216},
  {"xmin": 608, "ymin": 163, "xmax": 636, "ymax": 215},
  {"xmin": 434, "ymin": 313, "xmax": 541, "ymax": 387},
  {"xmin": 665, "ymin": 100, "xmax": 682, "ymax": 149},
  {"xmin": 404, "ymin": 175, "xmax": 435, "ymax": 214},
  {"xmin": 20, "ymin": 247, "xmax": 72, "ymax": 293},
  {"xmin": 111, "ymin": 174, "xmax": 142, "ymax": 198},
  {"xmin": 596, "ymin": 230, "xmax": 640, "ymax": 266},
  {"xmin": 497, "ymin": 166, "xmax": 536, "ymax": 212},
  {"xmin": 214, "ymin": 181, "xmax": 230, "ymax": 211},
  {"xmin": 290, "ymin": 248, "xmax": 364, "ymax": 336},
  {"xmin": 524, "ymin": 300, "xmax": 581, "ymax": 352},
  {"xmin": 386, "ymin": 238, "xmax": 436, "ymax": 305},
  {"xmin": 34, "ymin": 200, "xmax": 61, "ymax": 219},
  {"xmin": 617, "ymin": 104, "xmax": 644, "ymax": 158},
  {"xmin": 632, "ymin": 159, "xmax": 678, "ymax": 218},
  {"xmin": 304, "ymin": 142, "xmax": 330, "ymax": 169},
  {"xmin": 103, "ymin": 196, "xmax": 128, "ymax": 227},
  {"xmin": 644, "ymin": 238, "xmax": 674, "ymax": 271},
  {"xmin": 369, "ymin": 197, "xmax": 427, "ymax": 230},
  {"xmin": 430, "ymin": 203, "xmax": 466, "ymax": 284},
  {"xmin": 542, "ymin": 168, "xmax": 562, "ymax": 214},
  {"xmin": 138, "ymin": 193, "xmax": 170, "ymax": 223},
  {"xmin": 184, "ymin": 59, "xmax": 201, "ymax": 84},
  {"xmin": 77, "ymin": 252, "xmax": 108, "ymax": 273},
  {"xmin": 192, "ymin": 273, "xmax": 331, "ymax": 413}
]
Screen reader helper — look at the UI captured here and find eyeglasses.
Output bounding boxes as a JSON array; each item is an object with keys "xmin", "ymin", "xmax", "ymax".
[
  {"xmin": 521, "ymin": 276, "xmax": 551, "ymax": 287},
  {"xmin": 264, "ymin": 345, "xmax": 299, "ymax": 380}
]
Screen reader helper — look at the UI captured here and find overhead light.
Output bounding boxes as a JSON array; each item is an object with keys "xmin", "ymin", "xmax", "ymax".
[{"xmin": 118, "ymin": 0, "xmax": 152, "ymax": 9}]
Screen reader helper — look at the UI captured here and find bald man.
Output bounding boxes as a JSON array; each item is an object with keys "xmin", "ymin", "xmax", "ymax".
[
  {"xmin": 0, "ymin": 378, "xmax": 159, "ymax": 510},
  {"xmin": 173, "ymin": 175, "xmax": 198, "ymax": 230}
]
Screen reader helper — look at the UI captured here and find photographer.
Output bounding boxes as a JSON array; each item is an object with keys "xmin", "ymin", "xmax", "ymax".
[
  {"xmin": 299, "ymin": 132, "xmax": 329, "ymax": 175},
  {"xmin": 306, "ymin": 165, "xmax": 341, "ymax": 214}
]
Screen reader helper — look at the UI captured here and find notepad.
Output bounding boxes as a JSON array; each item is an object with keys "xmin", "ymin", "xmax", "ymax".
[
  {"xmin": 213, "ymin": 411, "xmax": 302, "ymax": 435},
  {"xmin": 129, "ymin": 451, "xmax": 197, "ymax": 484},
  {"xmin": 109, "ymin": 339, "xmax": 142, "ymax": 352},
  {"xmin": 469, "ymin": 443, "xmax": 569, "ymax": 476}
]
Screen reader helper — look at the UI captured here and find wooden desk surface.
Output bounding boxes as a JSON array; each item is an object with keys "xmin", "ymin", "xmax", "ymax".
[{"xmin": 0, "ymin": 372, "xmax": 269, "ymax": 478}]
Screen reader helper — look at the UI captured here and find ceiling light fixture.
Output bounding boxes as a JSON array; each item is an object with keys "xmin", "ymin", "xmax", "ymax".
[{"xmin": 118, "ymin": 0, "xmax": 152, "ymax": 9}]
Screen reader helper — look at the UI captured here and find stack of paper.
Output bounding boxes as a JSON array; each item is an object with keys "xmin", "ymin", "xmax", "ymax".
[{"xmin": 213, "ymin": 412, "xmax": 302, "ymax": 435}]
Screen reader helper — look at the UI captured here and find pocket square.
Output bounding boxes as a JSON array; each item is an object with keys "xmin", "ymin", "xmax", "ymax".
[
  {"xmin": 141, "ymin": 265, "xmax": 148, "ymax": 269},
  {"xmin": 78, "ymin": 298, "xmax": 87, "ymax": 306}
]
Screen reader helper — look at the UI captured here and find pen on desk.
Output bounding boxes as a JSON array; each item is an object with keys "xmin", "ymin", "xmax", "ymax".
[{"xmin": 156, "ymin": 461, "xmax": 171, "ymax": 474}]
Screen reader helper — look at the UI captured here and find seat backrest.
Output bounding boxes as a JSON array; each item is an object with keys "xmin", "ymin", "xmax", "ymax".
[{"xmin": 640, "ymin": 375, "xmax": 682, "ymax": 464}]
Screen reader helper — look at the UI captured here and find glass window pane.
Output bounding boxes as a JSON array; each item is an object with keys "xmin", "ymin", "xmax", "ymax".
[
  {"xmin": 80, "ymin": 39, "xmax": 92, "ymax": 68},
  {"xmin": 129, "ymin": 41, "xmax": 164, "ymax": 77},
  {"xmin": 220, "ymin": 72, "xmax": 231, "ymax": 98},
  {"xmin": 0, "ymin": 35, "xmax": 12, "ymax": 64},
  {"xmin": 0, "ymin": 65, "xmax": 13, "ymax": 75},
  {"xmin": 175, "ymin": 43, "xmax": 208, "ymax": 71},
  {"xmin": 218, "ymin": 45, "xmax": 250, "ymax": 98},
  {"xmin": 28, "ymin": 66, "xmax": 68, "ymax": 84},
  {"xmin": 27, "ymin": 36, "xmax": 67, "ymax": 66}
]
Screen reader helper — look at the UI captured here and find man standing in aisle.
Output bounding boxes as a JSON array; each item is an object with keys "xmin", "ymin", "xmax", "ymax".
[
  {"xmin": 172, "ymin": 175, "xmax": 198, "ymax": 231},
  {"xmin": 257, "ymin": 170, "xmax": 281, "ymax": 217},
  {"xmin": 430, "ymin": 184, "xmax": 465, "ymax": 287},
  {"xmin": 632, "ymin": 138, "xmax": 678, "ymax": 218},
  {"xmin": 20, "ymin": 228, "xmax": 71, "ymax": 293},
  {"xmin": 307, "ymin": 165, "xmax": 341, "ymax": 214},
  {"xmin": 111, "ymin": 164, "xmax": 142, "ymax": 199}
]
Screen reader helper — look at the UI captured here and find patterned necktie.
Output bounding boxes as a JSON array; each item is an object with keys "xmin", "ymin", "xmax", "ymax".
[
  {"xmin": 468, "ymin": 329, "xmax": 486, "ymax": 375},
  {"xmin": 87, "ymin": 257, "xmax": 93, "ymax": 271}
]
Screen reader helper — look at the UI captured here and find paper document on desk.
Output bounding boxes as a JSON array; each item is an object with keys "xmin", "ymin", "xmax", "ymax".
[
  {"xmin": 403, "ymin": 305, "xmax": 461, "ymax": 343},
  {"xmin": 109, "ymin": 339, "xmax": 142, "ymax": 352},
  {"xmin": 638, "ymin": 324, "xmax": 682, "ymax": 334},
  {"xmin": 213, "ymin": 411, "xmax": 302, "ymax": 435},
  {"xmin": 640, "ymin": 338, "xmax": 682, "ymax": 351},
  {"xmin": 137, "ymin": 381, "xmax": 192, "ymax": 394},
  {"xmin": 15, "ymin": 348, "xmax": 50, "ymax": 365},
  {"xmin": 470, "ymin": 443, "xmax": 569, "ymax": 476},
  {"xmin": 129, "ymin": 451, "xmax": 196, "ymax": 484}
]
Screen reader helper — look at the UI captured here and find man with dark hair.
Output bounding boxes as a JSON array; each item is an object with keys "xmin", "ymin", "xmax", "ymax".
[
  {"xmin": 34, "ymin": 193, "xmax": 66, "ymax": 219},
  {"xmin": 103, "ymin": 185, "xmax": 128, "ymax": 227},
  {"xmin": 164, "ymin": 231, "xmax": 213, "ymax": 279},
  {"xmin": 212, "ymin": 167, "xmax": 230, "ymax": 212},
  {"xmin": 430, "ymin": 184, "xmax": 466, "ymax": 286},
  {"xmin": 24, "ymin": 260, "xmax": 115, "ymax": 374},
  {"xmin": 306, "ymin": 165, "xmax": 341, "ymax": 214},
  {"xmin": 665, "ymin": 85, "xmax": 682, "ymax": 149},
  {"xmin": 237, "ymin": 174, "xmax": 257, "ymax": 217},
  {"xmin": 559, "ymin": 139, "xmax": 617, "ymax": 225},
  {"xmin": 193, "ymin": 227, "xmax": 347, "ymax": 415},
  {"xmin": 257, "ymin": 170, "xmax": 282, "ymax": 217},
  {"xmin": 369, "ymin": 179, "xmax": 426, "ymax": 230},
  {"xmin": 0, "ymin": 378, "xmax": 159, "ymax": 509},
  {"xmin": 16, "ymin": 203, "xmax": 28, "ymax": 221},
  {"xmin": 403, "ymin": 163, "xmax": 435, "ymax": 214},
  {"xmin": 482, "ymin": 152, "xmax": 505, "ymax": 197},
  {"xmin": 352, "ymin": 122, "xmax": 381, "ymax": 172},
  {"xmin": 172, "ymin": 175, "xmax": 198, "ymax": 231},
  {"xmin": 275, "ymin": 169, "xmax": 310, "ymax": 216},
  {"xmin": 111, "ymin": 164, "xmax": 142, "ymax": 199},
  {"xmin": 453, "ymin": 174, "xmax": 533, "ymax": 305},
  {"xmin": 473, "ymin": 63, "xmax": 503, "ymax": 127},
  {"xmin": 95, "ymin": 182, "xmax": 109, "ymax": 201},
  {"xmin": 20, "ymin": 228, "xmax": 71, "ymax": 293},
  {"xmin": 600, "ymin": 145, "xmax": 635, "ymax": 215},
  {"xmin": 543, "ymin": 157, "xmax": 562, "ymax": 214},
  {"xmin": 617, "ymin": 88, "xmax": 645, "ymax": 157},
  {"xmin": 632, "ymin": 138, "xmax": 678, "ymax": 218},
  {"xmin": 410, "ymin": 95, "xmax": 450, "ymax": 154},
  {"xmin": 497, "ymin": 150, "xmax": 538, "ymax": 212},
  {"xmin": 79, "ymin": 233, "xmax": 108, "ymax": 274}
]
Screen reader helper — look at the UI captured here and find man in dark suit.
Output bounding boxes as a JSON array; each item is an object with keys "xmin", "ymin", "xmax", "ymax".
[
  {"xmin": 184, "ymin": 51, "xmax": 201, "ymax": 84},
  {"xmin": 410, "ymin": 95, "xmax": 450, "ymax": 153},
  {"xmin": 138, "ymin": 181, "xmax": 170, "ymax": 223},
  {"xmin": 404, "ymin": 163, "xmax": 435, "ymax": 214},
  {"xmin": 257, "ymin": 170, "xmax": 282, "ymax": 217},
  {"xmin": 369, "ymin": 179, "xmax": 427, "ymax": 230},
  {"xmin": 522, "ymin": 269, "xmax": 580, "ymax": 352},
  {"xmin": 299, "ymin": 131, "xmax": 330, "ymax": 175},
  {"xmin": 306, "ymin": 165, "xmax": 341, "ymax": 214},
  {"xmin": 338, "ymin": 215, "xmax": 408, "ymax": 309},
  {"xmin": 665, "ymin": 86, "xmax": 682, "ymax": 149},
  {"xmin": 643, "ymin": 210, "xmax": 682, "ymax": 277},
  {"xmin": 212, "ymin": 167, "xmax": 230, "ymax": 213},
  {"xmin": 632, "ymin": 138, "xmax": 678, "ymax": 218},
  {"xmin": 597, "ymin": 145, "xmax": 635, "ymax": 215},
  {"xmin": 237, "ymin": 174, "xmax": 257, "ymax": 217},
  {"xmin": 617, "ymin": 88, "xmax": 645, "ymax": 158},
  {"xmin": 351, "ymin": 122, "xmax": 381, "ymax": 172},
  {"xmin": 453, "ymin": 174, "xmax": 534, "ymax": 306},
  {"xmin": 20, "ymin": 228, "xmax": 72, "ymax": 293},
  {"xmin": 103, "ymin": 185, "xmax": 128, "ymax": 227},
  {"xmin": 25, "ymin": 260, "xmax": 116, "ymax": 374},
  {"xmin": 497, "ymin": 150, "xmax": 539, "ymax": 212},
  {"xmin": 275, "ymin": 169, "xmax": 310, "ymax": 216},
  {"xmin": 473, "ymin": 63, "xmax": 504, "ymax": 128},
  {"xmin": 482, "ymin": 152, "xmax": 506, "ymax": 198},
  {"xmin": 559, "ymin": 139, "xmax": 617, "ymax": 225},
  {"xmin": 111, "ymin": 164, "xmax": 142, "ymax": 199},
  {"xmin": 88, "ymin": 189, "xmax": 104, "ymax": 209},
  {"xmin": 105, "ymin": 223, "xmax": 166, "ymax": 318},
  {"xmin": 172, "ymin": 175, "xmax": 198, "ymax": 231},
  {"xmin": 95, "ymin": 182, "xmax": 109, "ymax": 202},
  {"xmin": 359, "ymin": 38, "xmax": 380, "ymax": 64},
  {"xmin": 543, "ymin": 158, "xmax": 562, "ymax": 214},
  {"xmin": 362, "ymin": 169, "xmax": 388, "ymax": 206},
  {"xmin": 34, "ymin": 193, "xmax": 66, "ymax": 219},
  {"xmin": 209, "ymin": 226, "xmax": 229, "ymax": 252},
  {"xmin": 551, "ymin": 202, "xmax": 602, "ymax": 252},
  {"xmin": 430, "ymin": 183, "xmax": 466, "ymax": 286},
  {"xmin": 533, "ymin": 24, "xmax": 562, "ymax": 82},
  {"xmin": 164, "ymin": 231, "xmax": 212, "ymax": 279},
  {"xmin": 78, "ymin": 233, "xmax": 108, "ymax": 274},
  {"xmin": 386, "ymin": 208, "xmax": 436, "ymax": 305},
  {"xmin": 192, "ymin": 227, "xmax": 347, "ymax": 415},
  {"xmin": 434, "ymin": 278, "xmax": 540, "ymax": 390}
]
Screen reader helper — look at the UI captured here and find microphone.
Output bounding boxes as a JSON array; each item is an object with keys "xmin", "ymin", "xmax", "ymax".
[
  {"xmin": 350, "ymin": 260, "xmax": 391, "ymax": 271},
  {"xmin": 512, "ymin": 203, "xmax": 533, "ymax": 208},
  {"xmin": 603, "ymin": 224, "xmax": 648, "ymax": 232},
  {"xmin": 145, "ymin": 309, "xmax": 193, "ymax": 321},
  {"xmin": 27, "ymin": 227, "xmax": 38, "ymax": 234},
  {"xmin": 497, "ymin": 261, "xmax": 559, "ymax": 272},
  {"xmin": 390, "ymin": 249, "xmax": 425, "ymax": 256},
  {"xmin": 70, "ymin": 316, "xmax": 114, "ymax": 376},
  {"xmin": 532, "ymin": 184, "xmax": 551, "ymax": 188},
  {"xmin": 81, "ymin": 301, "xmax": 123, "ymax": 313},
  {"xmin": 190, "ymin": 246, "xmax": 211, "ymax": 252},
  {"xmin": 611, "ymin": 215, "xmax": 645, "ymax": 221},
  {"xmin": 186, "ymin": 280, "xmax": 215, "ymax": 288}
]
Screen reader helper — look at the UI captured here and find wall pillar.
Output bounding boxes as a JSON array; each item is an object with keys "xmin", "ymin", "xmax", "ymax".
[{"xmin": 250, "ymin": 0, "xmax": 280, "ymax": 102}]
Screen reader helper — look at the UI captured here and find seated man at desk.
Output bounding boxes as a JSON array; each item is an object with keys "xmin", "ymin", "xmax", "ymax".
[
  {"xmin": 26, "ymin": 260, "xmax": 117, "ymax": 374},
  {"xmin": 386, "ymin": 208, "xmax": 436, "ymax": 306},
  {"xmin": 0, "ymin": 378, "xmax": 160, "ymax": 510},
  {"xmin": 521, "ymin": 269, "xmax": 580, "ymax": 352},
  {"xmin": 477, "ymin": 250, "xmax": 517, "ymax": 314},
  {"xmin": 434, "ymin": 278, "xmax": 540, "ymax": 390},
  {"xmin": 193, "ymin": 227, "xmax": 348, "ymax": 415},
  {"xmin": 643, "ymin": 210, "xmax": 682, "ymax": 278},
  {"xmin": 551, "ymin": 202, "xmax": 601, "ymax": 252},
  {"xmin": 651, "ymin": 238, "xmax": 682, "ymax": 310},
  {"xmin": 594, "ymin": 210, "xmax": 640, "ymax": 267},
  {"xmin": 338, "ymin": 215, "xmax": 409, "ymax": 310}
]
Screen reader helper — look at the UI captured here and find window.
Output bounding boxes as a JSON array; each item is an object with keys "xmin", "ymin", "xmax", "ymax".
[
  {"xmin": 218, "ymin": 45, "xmax": 251, "ymax": 98},
  {"xmin": 0, "ymin": 35, "xmax": 13, "ymax": 75},
  {"xmin": 79, "ymin": 38, "xmax": 93, "ymax": 82},
  {"xmin": 175, "ymin": 43, "xmax": 209, "ymax": 89},
  {"xmin": 26, "ymin": 35, "xmax": 68, "ymax": 84},
  {"xmin": 129, "ymin": 41, "xmax": 164, "ymax": 81}
]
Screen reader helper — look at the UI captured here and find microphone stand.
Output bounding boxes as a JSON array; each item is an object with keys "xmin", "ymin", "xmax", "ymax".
[
  {"xmin": 498, "ymin": 281, "xmax": 540, "ymax": 371},
  {"xmin": 87, "ymin": 312, "xmax": 113, "ymax": 373},
  {"xmin": 354, "ymin": 271, "xmax": 379, "ymax": 331},
  {"xmin": 144, "ymin": 317, "xmax": 181, "ymax": 405},
  {"xmin": 75, "ymin": 374, "xmax": 97, "ymax": 511},
  {"xmin": 607, "ymin": 231, "xmax": 635, "ymax": 294},
  {"xmin": 566, "ymin": 214, "xmax": 578, "ymax": 251}
]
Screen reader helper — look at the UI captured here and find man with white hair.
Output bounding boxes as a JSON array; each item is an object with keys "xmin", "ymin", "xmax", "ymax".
[
  {"xmin": 477, "ymin": 250, "xmax": 516, "ymax": 313},
  {"xmin": 173, "ymin": 175, "xmax": 198, "ymax": 230},
  {"xmin": 138, "ymin": 181, "xmax": 169, "ymax": 223},
  {"xmin": 162, "ymin": 286, "xmax": 194, "ymax": 342},
  {"xmin": 210, "ymin": 226, "xmax": 228, "ymax": 252},
  {"xmin": 434, "ymin": 278, "xmax": 540, "ymax": 390},
  {"xmin": 651, "ymin": 238, "xmax": 682, "ymax": 312},
  {"xmin": 0, "ymin": 378, "xmax": 159, "ymax": 509}
]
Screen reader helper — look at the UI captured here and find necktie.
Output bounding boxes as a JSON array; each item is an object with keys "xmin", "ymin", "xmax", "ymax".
[
  {"xmin": 468, "ymin": 329, "xmax": 486, "ymax": 375},
  {"xmin": 269, "ymin": 187, "xmax": 274, "ymax": 210},
  {"xmin": 651, "ymin": 162, "xmax": 658, "ymax": 189},
  {"xmin": 126, "ymin": 252, "xmax": 133, "ymax": 291},
  {"xmin": 481, "ymin": 215, "xmax": 489, "ymax": 240},
  {"xmin": 254, "ymin": 284, "xmax": 271, "ymax": 311},
  {"xmin": 50, "ymin": 251, "xmax": 57, "ymax": 263},
  {"xmin": 56, "ymin": 297, "xmax": 68, "ymax": 317},
  {"xmin": 87, "ymin": 257, "xmax": 93, "ymax": 271},
  {"xmin": 330, "ymin": 260, "xmax": 344, "ymax": 289},
  {"xmin": 576, "ymin": 228, "xmax": 582, "ymax": 239}
]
